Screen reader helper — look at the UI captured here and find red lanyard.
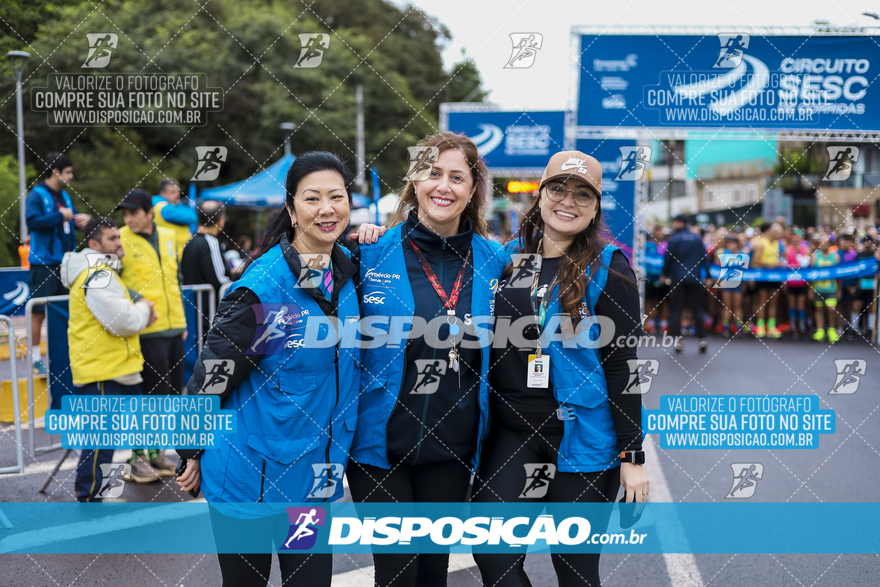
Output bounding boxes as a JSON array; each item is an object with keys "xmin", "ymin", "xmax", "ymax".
[{"xmin": 409, "ymin": 239, "xmax": 470, "ymax": 312}]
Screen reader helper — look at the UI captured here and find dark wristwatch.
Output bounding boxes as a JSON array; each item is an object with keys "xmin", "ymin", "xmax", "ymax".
[{"xmin": 619, "ymin": 450, "xmax": 645, "ymax": 465}]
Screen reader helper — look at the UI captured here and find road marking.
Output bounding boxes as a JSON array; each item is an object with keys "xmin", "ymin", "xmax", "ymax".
[
  {"xmin": 644, "ymin": 436, "xmax": 705, "ymax": 586},
  {"xmin": 332, "ymin": 553, "xmax": 476, "ymax": 586}
]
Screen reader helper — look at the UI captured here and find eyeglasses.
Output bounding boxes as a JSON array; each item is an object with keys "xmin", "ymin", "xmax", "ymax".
[{"xmin": 543, "ymin": 183, "xmax": 598, "ymax": 207}]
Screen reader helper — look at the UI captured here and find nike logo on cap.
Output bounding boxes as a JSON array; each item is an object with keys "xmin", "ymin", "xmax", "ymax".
[{"xmin": 560, "ymin": 158, "xmax": 585, "ymax": 171}]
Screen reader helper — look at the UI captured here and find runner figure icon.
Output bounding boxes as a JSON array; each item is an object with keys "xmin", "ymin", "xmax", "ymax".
[
  {"xmin": 284, "ymin": 509, "xmax": 320, "ymax": 548},
  {"xmin": 715, "ymin": 34, "xmax": 747, "ymax": 67},
  {"xmin": 250, "ymin": 306, "xmax": 289, "ymax": 352}
]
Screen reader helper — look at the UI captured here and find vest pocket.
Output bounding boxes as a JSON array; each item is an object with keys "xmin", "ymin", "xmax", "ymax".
[{"xmin": 555, "ymin": 385, "xmax": 615, "ymax": 456}]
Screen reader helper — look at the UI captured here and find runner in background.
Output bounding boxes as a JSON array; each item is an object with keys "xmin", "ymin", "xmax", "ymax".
[
  {"xmin": 811, "ymin": 235, "xmax": 841, "ymax": 342},
  {"xmin": 784, "ymin": 229, "xmax": 811, "ymax": 338},
  {"xmin": 643, "ymin": 225, "xmax": 668, "ymax": 334},
  {"xmin": 153, "ymin": 178, "xmax": 196, "ymax": 257},
  {"xmin": 852, "ymin": 236, "xmax": 877, "ymax": 339},
  {"xmin": 750, "ymin": 223, "xmax": 784, "ymax": 338}
]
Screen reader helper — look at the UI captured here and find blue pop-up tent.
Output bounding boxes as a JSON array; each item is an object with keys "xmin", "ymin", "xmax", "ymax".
[{"xmin": 190, "ymin": 153, "xmax": 371, "ymax": 208}]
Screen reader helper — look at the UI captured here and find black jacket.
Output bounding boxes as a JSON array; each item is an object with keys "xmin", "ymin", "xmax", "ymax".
[{"xmin": 662, "ymin": 226, "xmax": 710, "ymax": 285}]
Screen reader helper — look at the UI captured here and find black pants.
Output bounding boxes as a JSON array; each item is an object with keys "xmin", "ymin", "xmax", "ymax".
[
  {"xmin": 346, "ymin": 459, "xmax": 473, "ymax": 587},
  {"xmin": 472, "ymin": 422, "xmax": 621, "ymax": 587},
  {"xmin": 74, "ymin": 380, "xmax": 141, "ymax": 501},
  {"xmin": 209, "ymin": 506, "xmax": 332, "ymax": 587},
  {"xmin": 668, "ymin": 282, "xmax": 706, "ymax": 338},
  {"xmin": 140, "ymin": 335, "xmax": 185, "ymax": 395}
]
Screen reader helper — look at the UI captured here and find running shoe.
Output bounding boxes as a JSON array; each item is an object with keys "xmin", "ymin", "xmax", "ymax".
[
  {"xmin": 148, "ymin": 450, "xmax": 178, "ymax": 477},
  {"xmin": 827, "ymin": 328, "xmax": 840, "ymax": 343},
  {"xmin": 32, "ymin": 360, "xmax": 48, "ymax": 375},
  {"xmin": 124, "ymin": 457, "xmax": 161, "ymax": 483},
  {"xmin": 812, "ymin": 329, "xmax": 826, "ymax": 342},
  {"xmin": 767, "ymin": 327, "xmax": 782, "ymax": 339},
  {"xmin": 699, "ymin": 339, "xmax": 708, "ymax": 354},
  {"xmin": 755, "ymin": 325, "xmax": 767, "ymax": 338},
  {"xmin": 674, "ymin": 339, "xmax": 684, "ymax": 354}
]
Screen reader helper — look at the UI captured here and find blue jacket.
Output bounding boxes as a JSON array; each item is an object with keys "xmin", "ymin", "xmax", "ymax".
[
  {"xmin": 152, "ymin": 195, "xmax": 197, "ymax": 228},
  {"xmin": 25, "ymin": 183, "xmax": 76, "ymax": 266},
  {"xmin": 197, "ymin": 237, "xmax": 361, "ymax": 507},
  {"xmin": 351, "ymin": 223, "xmax": 508, "ymax": 471},
  {"xmin": 662, "ymin": 226, "xmax": 710, "ymax": 284},
  {"xmin": 501, "ymin": 241, "xmax": 622, "ymax": 473}
]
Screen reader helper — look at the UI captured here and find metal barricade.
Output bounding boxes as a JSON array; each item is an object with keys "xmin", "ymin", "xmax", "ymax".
[
  {"xmin": 182, "ymin": 284, "xmax": 216, "ymax": 351},
  {"xmin": 24, "ymin": 295, "xmax": 68, "ymax": 457},
  {"xmin": 0, "ymin": 314, "xmax": 24, "ymax": 475}
]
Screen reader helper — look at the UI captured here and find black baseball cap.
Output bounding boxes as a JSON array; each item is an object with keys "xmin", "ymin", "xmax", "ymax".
[
  {"xmin": 673, "ymin": 214, "xmax": 688, "ymax": 224},
  {"xmin": 116, "ymin": 189, "xmax": 153, "ymax": 211}
]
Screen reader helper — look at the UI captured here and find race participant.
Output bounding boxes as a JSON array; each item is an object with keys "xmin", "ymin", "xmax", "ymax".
[
  {"xmin": 176, "ymin": 152, "xmax": 362, "ymax": 587},
  {"xmin": 750, "ymin": 222, "xmax": 784, "ymax": 338},
  {"xmin": 347, "ymin": 132, "xmax": 507, "ymax": 587},
  {"xmin": 153, "ymin": 178, "xmax": 197, "ymax": 256},
  {"xmin": 716, "ymin": 235, "xmax": 746, "ymax": 337},
  {"xmin": 811, "ymin": 235, "xmax": 841, "ymax": 342},
  {"xmin": 852, "ymin": 236, "xmax": 877, "ymax": 339},
  {"xmin": 784, "ymin": 229, "xmax": 811, "ymax": 338},
  {"xmin": 472, "ymin": 150, "xmax": 648, "ymax": 587}
]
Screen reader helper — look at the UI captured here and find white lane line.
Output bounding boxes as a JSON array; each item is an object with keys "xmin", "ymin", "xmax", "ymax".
[
  {"xmin": 332, "ymin": 553, "xmax": 477, "ymax": 587},
  {"xmin": 644, "ymin": 436, "xmax": 705, "ymax": 587}
]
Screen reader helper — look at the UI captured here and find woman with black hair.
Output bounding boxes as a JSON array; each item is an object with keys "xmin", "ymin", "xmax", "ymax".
[
  {"xmin": 472, "ymin": 150, "xmax": 649, "ymax": 587},
  {"xmin": 175, "ymin": 151, "xmax": 363, "ymax": 587}
]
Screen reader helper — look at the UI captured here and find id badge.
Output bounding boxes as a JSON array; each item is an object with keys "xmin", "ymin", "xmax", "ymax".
[
  {"xmin": 62, "ymin": 222, "xmax": 71, "ymax": 234},
  {"xmin": 527, "ymin": 354, "xmax": 550, "ymax": 388}
]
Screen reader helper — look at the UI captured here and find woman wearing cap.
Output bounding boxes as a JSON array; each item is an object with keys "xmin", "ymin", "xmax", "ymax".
[
  {"xmin": 175, "ymin": 152, "xmax": 362, "ymax": 587},
  {"xmin": 472, "ymin": 150, "xmax": 648, "ymax": 587},
  {"xmin": 347, "ymin": 131, "xmax": 508, "ymax": 587}
]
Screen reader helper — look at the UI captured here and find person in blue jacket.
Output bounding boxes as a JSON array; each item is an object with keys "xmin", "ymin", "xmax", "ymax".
[
  {"xmin": 25, "ymin": 152, "xmax": 91, "ymax": 374},
  {"xmin": 472, "ymin": 151, "xmax": 649, "ymax": 587},
  {"xmin": 175, "ymin": 152, "xmax": 362, "ymax": 587},
  {"xmin": 347, "ymin": 132, "xmax": 508, "ymax": 587}
]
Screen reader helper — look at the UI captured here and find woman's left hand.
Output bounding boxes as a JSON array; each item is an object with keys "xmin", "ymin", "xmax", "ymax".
[
  {"xmin": 349, "ymin": 223, "xmax": 387, "ymax": 244},
  {"xmin": 620, "ymin": 462, "xmax": 650, "ymax": 503}
]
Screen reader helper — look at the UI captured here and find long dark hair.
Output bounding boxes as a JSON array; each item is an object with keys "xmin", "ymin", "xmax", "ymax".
[
  {"xmin": 253, "ymin": 151, "xmax": 354, "ymax": 262},
  {"xmin": 387, "ymin": 131, "xmax": 490, "ymax": 237},
  {"xmin": 505, "ymin": 188, "xmax": 637, "ymax": 325}
]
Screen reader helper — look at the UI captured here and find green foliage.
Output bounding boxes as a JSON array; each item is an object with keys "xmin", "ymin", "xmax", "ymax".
[
  {"xmin": 0, "ymin": 155, "xmax": 35, "ymax": 265},
  {"xmin": 0, "ymin": 0, "xmax": 487, "ymax": 216}
]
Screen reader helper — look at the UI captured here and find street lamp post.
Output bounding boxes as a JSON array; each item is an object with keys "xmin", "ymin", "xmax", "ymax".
[
  {"xmin": 7, "ymin": 51, "xmax": 30, "ymax": 242},
  {"xmin": 279, "ymin": 122, "xmax": 296, "ymax": 156}
]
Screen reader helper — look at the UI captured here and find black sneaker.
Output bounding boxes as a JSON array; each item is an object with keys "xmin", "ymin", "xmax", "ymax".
[
  {"xmin": 699, "ymin": 339, "xmax": 708, "ymax": 354},
  {"xmin": 674, "ymin": 339, "xmax": 684, "ymax": 354}
]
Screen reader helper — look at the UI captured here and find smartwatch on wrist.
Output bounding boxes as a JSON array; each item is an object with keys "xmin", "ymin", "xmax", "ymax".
[{"xmin": 619, "ymin": 450, "xmax": 645, "ymax": 465}]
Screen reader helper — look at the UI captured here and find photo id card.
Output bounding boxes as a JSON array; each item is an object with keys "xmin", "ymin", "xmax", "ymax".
[{"xmin": 527, "ymin": 354, "xmax": 549, "ymax": 388}]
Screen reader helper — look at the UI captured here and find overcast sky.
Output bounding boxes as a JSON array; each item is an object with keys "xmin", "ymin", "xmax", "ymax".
[{"xmin": 394, "ymin": 0, "xmax": 880, "ymax": 111}]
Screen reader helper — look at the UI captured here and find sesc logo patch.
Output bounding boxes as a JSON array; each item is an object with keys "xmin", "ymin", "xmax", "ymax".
[{"xmin": 281, "ymin": 506, "xmax": 326, "ymax": 550}]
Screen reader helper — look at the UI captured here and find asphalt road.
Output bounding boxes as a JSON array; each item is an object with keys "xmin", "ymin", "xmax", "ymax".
[{"xmin": 1, "ymin": 334, "xmax": 878, "ymax": 586}]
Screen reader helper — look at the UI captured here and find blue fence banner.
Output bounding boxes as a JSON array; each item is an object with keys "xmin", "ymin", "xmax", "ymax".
[
  {"xmin": 1, "ymin": 502, "xmax": 878, "ymax": 554},
  {"xmin": 47, "ymin": 299, "xmax": 75, "ymax": 410},
  {"xmin": 576, "ymin": 31, "xmax": 880, "ymax": 132},
  {"xmin": 642, "ymin": 253, "xmax": 878, "ymax": 282},
  {"xmin": 0, "ymin": 268, "xmax": 29, "ymax": 316}
]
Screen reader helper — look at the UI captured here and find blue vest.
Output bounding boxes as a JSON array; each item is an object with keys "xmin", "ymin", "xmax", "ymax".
[
  {"xmin": 503, "ymin": 241, "xmax": 622, "ymax": 473},
  {"xmin": 351, "ymin": 224, "xmax": 507, "ymax": 470},
  {"xmin": 29, "ymin": 184, "xmax": 75, "ymax": 265},
  {"xmin": 199, "ymin": 243, "xmax": 361, "ymax": 506}
]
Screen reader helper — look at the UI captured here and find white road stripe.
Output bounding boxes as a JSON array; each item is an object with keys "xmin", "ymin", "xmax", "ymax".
[
  {"xmin": 332, "ymin": 553, "xmax": 477, "ymax": 587},
  {"xmin": 644, "ymin": 437, "xmax": 705, "ymax": 587}
]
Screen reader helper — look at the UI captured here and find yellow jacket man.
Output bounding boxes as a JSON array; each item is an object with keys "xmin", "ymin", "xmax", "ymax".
[{"xmin": 60, "ymin": 217, "xmax": 162, "ymax": 495}]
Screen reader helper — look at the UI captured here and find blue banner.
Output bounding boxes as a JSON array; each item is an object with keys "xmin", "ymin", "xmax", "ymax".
[
  {"xmin": 1, "ymin": 502, "xmax": 879, "ymax": 554},
  {"xmin": 445, "ymin": 110, "xmax": 566, "ymax": 171},
  {"xmin": 0, "ymin": 268, "xmax": 29, "ymax": 316},
  {"xmin": 577, "ymin": 33, "xmax": 880, "ymax": 131},
  {"xmin": 577, "ymin": 139, "xmax": 638, "ymax": 255},
  {"xmin": 643, "ymin": 253, "xmax": 878, "ymax": 282},
  {"xmin": 47, "ymin": 300, "xmax": 74, "ymax": 410}
]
